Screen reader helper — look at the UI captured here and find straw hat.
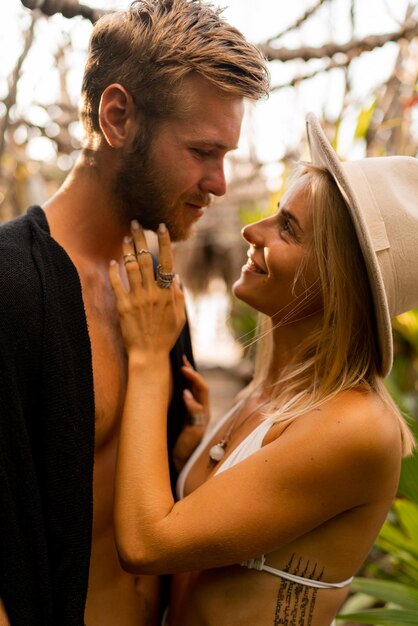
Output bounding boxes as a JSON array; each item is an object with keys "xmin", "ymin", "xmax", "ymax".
[{"xmin": 306, "ymin": 113, "xmax": 418, "ymax": 377}]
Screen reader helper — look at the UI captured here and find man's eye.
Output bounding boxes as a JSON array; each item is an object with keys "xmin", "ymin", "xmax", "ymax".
[{"xmin": 192, "ymin": 148, "xmax": 211, "ymax": 158}]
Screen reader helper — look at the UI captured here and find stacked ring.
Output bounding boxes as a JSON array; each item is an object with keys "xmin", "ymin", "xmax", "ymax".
[
  {"xmin": 136, "ymin": 248, "xmax": 152, "ymax": 257},
  {"xmin": 156, "ymin": 264, "xmax": 175, "ymax": 289},
  {"xmin": 190, "ymin": 413, "xmax": 206, "ymax": 427},
  {"xmin": 123, "ymin": 253, "xmax": 136, "ymax": 265}
]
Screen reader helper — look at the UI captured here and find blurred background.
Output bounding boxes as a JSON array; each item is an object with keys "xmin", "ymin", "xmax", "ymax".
[{"xmin": 1, "ymin": 2, "xmax": 418, "ymax": 622}]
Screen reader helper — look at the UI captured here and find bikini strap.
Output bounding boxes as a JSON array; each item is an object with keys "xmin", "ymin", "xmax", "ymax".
[{"xmin": 241, "ymin": 555, "xmax": 353, "ymax": 589}]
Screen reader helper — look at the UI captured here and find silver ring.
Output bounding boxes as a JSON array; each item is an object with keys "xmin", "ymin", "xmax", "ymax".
[
  {"xmin": 156, "ymin": 264, "xmax": 175, "ymax": 289},
  {"xmin": 157, "ymin": 277, "xmax": 174, "ymax": 288},
  {"xmin": 123, "ymin": 253, "xmax": 137, "ymax": 265},
  {"xmin": 190, "ymin": 413, "xmax": 206, "ymax": 426},
  {"xmin": 136, "ymin": 248, "xmax": 152, "ymax": 257}
]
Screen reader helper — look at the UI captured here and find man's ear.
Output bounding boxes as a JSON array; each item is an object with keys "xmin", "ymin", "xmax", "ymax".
[{"xmin": 98, "ymin": 84, "xmax": 137, "ymax": 148}]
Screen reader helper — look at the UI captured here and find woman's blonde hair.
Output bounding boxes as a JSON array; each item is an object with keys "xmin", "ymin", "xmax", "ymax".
[{"xmin": 251, "ymin": 162, "xmax": 415, "ymax": 456}]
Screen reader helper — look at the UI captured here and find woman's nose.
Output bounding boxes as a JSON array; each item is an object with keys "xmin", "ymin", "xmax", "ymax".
[{"xmin": 241, "ymin": 220, "xmax": 265, "ymax": 247}]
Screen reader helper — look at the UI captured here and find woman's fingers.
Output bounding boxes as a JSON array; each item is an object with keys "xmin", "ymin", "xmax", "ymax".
[
  {"xmin": 109, "ymin": 259, "xmax": 127, "ymax": 306},
  {"xmin": 181, "ymin": 358, "xmax": 210, "ymax": 424},
  {"xmin": 183, "ymin": 389, "xmax": 207, "ymax": 427},
  {"xmin": 157, "ymin": 223, "xmax": 174, "ymax": 273},
  {"xmin": 130, "ymin": 221, "xmax": 154, "ymax": 289},
  {"xmin": 129, "ymin": 220, "xmax": 174, "ymax": 291},
  {"xmin": 183, "ymin": 388, "xmax": 203, "ymax": 412},
  {"xmin": 122, "ymin": 235, "xmax": 143, "ymax": 299},
  {"xmin": 181, "ymin": 360, "xmax": 209, "ymax": 397},
  {"xmin": 182, "ymin": 354, "xmax": 193, "ymax": 368}
]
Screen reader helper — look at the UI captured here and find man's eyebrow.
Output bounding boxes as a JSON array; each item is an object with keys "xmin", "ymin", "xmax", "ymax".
[{"xmin": 194, "ymin": 140, "xmax": 239, "ymax": 151}]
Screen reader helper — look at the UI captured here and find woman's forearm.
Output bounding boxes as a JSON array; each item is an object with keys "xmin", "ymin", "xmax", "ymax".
[{"xmin": 114, "ymin": 352, "xmax": 175, "ymax": 570}]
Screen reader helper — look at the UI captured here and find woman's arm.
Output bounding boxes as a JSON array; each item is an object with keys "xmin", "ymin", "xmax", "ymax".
[
  {"xmin": 110, "ymin": 222, "xmax": 185, "ymax": 561},
  {"xmin": 111, "ymin": 223, "xmax": 400, "ymax": 576}
]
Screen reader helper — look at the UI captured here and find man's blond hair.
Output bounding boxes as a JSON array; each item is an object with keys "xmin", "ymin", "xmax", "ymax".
[{"xmin": 81, "ymin": 0, "xmax": 269, "ymax": 134}]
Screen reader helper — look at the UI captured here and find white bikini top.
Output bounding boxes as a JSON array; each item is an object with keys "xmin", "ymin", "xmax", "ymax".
[
  {"xmin": 177, "ymin": 399, "xmax": 248, "ymax": 500},
  {"xmin": 176, "ymin": 401, "xmax": 354, "ymax": 590}
]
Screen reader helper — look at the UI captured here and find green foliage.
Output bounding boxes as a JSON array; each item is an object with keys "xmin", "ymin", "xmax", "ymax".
[
  {"xmin": 398, "ymin": 445, "xmax": 418, "ymax": 506},
  {"xmin": 238, "ymin": 199, "xmax": 273, "ymax": 229},
  {"xmin": 348, "ymin": 578, "xmax": 418, "ymax": 611},
  {"xmin": 338, "ymin": 304, "xmax": 418, "ymax": 624},
  {"xmin": 390, "ymin": 310, "xmax": 418, "ymax": 504},
  {"xmin": 229, "ymin": 298, "xmax": 258, "ymax": 349},
  {"xmin": 390, "ymin": 311, "xmax": 418, "ymax": 417},
  {"xmin": 338, "ymin": 608, "xmax": 418, "ymax": 625},
  {"xmin": 354, "ymin": 100, "xmax": 377, "ymax": 140},
  {"xmin": 338, "ymin": 498, "xmax": 418, "ymax": 624}
]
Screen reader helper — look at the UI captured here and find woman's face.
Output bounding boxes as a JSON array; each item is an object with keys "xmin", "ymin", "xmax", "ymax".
[{"xmin": 233, "ymin": 180, "xmax": 322, "ymax": 323}]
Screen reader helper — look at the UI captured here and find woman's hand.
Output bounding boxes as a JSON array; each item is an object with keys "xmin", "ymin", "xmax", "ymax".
[
  {"xmin": 173, "ymin": 356, "xmax": 211, "ymax": 471},
  {"xmin": 181, "ymin": 355, "xmax": 210, "ymax": 426},
  {"xmin": 109, "ymin": 221, "xmax": 186, "ymax": 361}
]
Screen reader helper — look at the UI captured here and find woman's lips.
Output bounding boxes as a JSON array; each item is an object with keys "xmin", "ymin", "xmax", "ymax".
[{"xmin": 244, "ymin": 256, "xmax": 266, "ymax": 274}]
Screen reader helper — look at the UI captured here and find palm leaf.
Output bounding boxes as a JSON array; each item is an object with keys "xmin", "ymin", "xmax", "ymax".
[
  {"xmin": 394, "ymin": 499, "xmax": 418, "ymax": 544},
  {"xmin": 377, "ymin": 522, "xmax": 418, "ymax": 559},
  {"xmin": 349, "ymin": 577, "xmax": 418, "ymax": 610},
  {"xmin": 337, "ymin": 608, "xmax": 418, "ymax": 625}
]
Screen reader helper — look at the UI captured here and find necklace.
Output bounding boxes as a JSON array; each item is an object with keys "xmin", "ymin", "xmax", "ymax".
[{"xmin": 208, "ymin": 397, "xmax": 269, "ymax": 465}]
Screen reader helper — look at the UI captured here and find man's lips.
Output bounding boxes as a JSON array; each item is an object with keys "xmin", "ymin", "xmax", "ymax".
[
  {"xmin": 185, "ymin": 202, "xmax": 204, "ymax": 218},
  {"xmin": 184, "ymin": 194, "xmax": 210, "ymax": 211}
]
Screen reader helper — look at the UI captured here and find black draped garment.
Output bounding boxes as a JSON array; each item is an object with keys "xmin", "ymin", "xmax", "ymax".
[{"xmin": 0, "ymin": 206, "xmax": 193, "ymax": 625}]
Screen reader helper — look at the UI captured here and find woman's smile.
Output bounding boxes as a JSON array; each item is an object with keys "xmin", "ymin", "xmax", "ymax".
[{"xmin": 243, "ymin": 255, "xmax": 267, "ymax": 275}]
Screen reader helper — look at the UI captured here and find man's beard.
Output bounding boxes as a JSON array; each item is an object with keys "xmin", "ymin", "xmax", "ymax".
[{"xmin": 113, "ymin": 133, "xmax": 209, "ymax": 241}]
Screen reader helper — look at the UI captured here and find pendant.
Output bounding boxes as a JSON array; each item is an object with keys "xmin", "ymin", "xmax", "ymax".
[{"xmin": 208, "ymin": 440, "xmax": 227, "ymax": 463}]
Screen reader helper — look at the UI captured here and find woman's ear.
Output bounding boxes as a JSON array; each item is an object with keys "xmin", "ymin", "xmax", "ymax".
[{"xmin": 98, "ymin": 84, "xmax": 136, "ymax": 148}]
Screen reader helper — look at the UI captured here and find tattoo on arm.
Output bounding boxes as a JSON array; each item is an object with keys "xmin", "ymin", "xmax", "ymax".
[{"xmin": 273, "ymin": 554, "xmax": 323, "ymax": 626}]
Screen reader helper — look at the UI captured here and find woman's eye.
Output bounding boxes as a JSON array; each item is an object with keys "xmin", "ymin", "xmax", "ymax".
[{"xmin": 279, "ymin": 215, "xmax": 293, "ymax": 236}]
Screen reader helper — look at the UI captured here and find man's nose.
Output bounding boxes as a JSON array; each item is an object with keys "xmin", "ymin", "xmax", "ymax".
[{"xmin": 200, "ymin": 162, "xmax": 227, "ymax": 197}]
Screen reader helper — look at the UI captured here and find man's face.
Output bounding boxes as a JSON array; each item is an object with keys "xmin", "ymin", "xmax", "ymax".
[{"xmin": 114, "ymin": 75, "xmax": 244, "ymax": 241}]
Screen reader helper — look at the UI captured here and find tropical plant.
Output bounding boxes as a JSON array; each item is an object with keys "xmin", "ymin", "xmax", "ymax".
[{"xmin": 337, "ymin": 418, "xmax": 418, "ymax": 625}]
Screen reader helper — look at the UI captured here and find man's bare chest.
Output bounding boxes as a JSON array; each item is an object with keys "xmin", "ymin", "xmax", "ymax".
[{"xmin": 80, "ymin": 269, "xmax": 127, "ymax": 449}]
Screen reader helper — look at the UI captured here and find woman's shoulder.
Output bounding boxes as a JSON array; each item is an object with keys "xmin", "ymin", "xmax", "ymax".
[
  {"xmin": 324, "ymin": 387, "xmax": 400, "ymax": 437},
  {"xmin": 276, "ymin": 388, "xmax": 403, "ymax": 476},
  {"xmin": 267, "ymin": 388, "xmax": 402, "ymax": 504},
  {"xmin": 304, "ymin": 388, "xmax": 402, "ymax": 474}
]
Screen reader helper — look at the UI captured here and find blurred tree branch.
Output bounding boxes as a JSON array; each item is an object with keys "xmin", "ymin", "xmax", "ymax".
[
  {"xmin": 19, "ymin": 0, "xmax": 417, "ymax": 69},
  {"xmin": 20, "ymin": 0, "xmax": 108, "ymax": 23},
  {"xmin": 259, "ymin": 18, "xmax": 418, "ymax": 62},
  {"xmin": 5, "ymin": 0, "xmax": 416, "ymax": 226},
  {"xmin": 0, "ymin": 14, "xmax": 37, "ymax": 164},
  {"xmin": 266, "ymin": 0, "xmax": 330, "ymax": 44}
]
